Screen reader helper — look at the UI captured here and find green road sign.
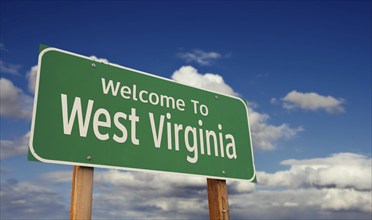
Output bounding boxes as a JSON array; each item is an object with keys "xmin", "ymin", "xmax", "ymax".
[{"xmin": 29, "ymin": 46, "xmax": 256, "ymax": 181}]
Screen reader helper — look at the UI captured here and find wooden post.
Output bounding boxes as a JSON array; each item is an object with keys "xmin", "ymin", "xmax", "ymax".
[
  {"xmin": 70, "ymin": 166, "xmax": 94, "ymax": 220},
  {"xmin": 207, "ymin": 178, "xmax": 230, "ymax": 220}
]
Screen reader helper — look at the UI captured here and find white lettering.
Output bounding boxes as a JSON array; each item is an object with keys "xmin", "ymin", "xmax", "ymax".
[
  {"xmin": 101, "ymin": 78, "xmax": 120, "ymax": 96},
  {"xmin": 226, "ymin": 134, "xmax": 237, "ymax": 159},
  {"xmin": 149, "ymin": 112, "xmax": 164, "ymax": 148},
  {"xmin": 129, "ymin": 108, "xmax": 139, "ymax": 145},
  {"xmin": 93, "ymin": 108, "xmax": 111, "ymax": 141},
  {"xmin": 185, "ymin": 126, "xmax": 198, "ymax": 163},
  {"xmin": 218, "ymin": 124, "xmax": 224, "ymax": 157},
  {"xmin": 149, "ymin": 93, "xmax": 159, "ymax": 105},
  {"xmin": 120, "ymin": 86, "xmax": 131, "ymax": 99},
  {"xmin": 206, "ymin": 130, "xmax": 218, "ymax": 156},
  {"xmin": 139, "ymin": 90, "xmax": 148, "ymax": 103},
  {"xmin": 174, "ymin": 123, "xmax": 183, "ymax": 151},
  {"xmin": 166, "ymin": 113, "xmax": 172, "ymax": 150},
  {"xmin": 191, "ymin": 99, "xmax": 199, "ymax": 114},
  {"xmin": 61, "ymin": 94, "xmax": 93, "ymax": 137},
  {"xmin": 113, "ymin": 112, "xmax": 128, "ymax": 143}
]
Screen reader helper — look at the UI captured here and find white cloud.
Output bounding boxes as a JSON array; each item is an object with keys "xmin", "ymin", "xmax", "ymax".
[
  {"xmin": 41, "ymin": 170, "xmax": 210, "ymax": 219},
  {"xmin": 248, "ymin": 106, "xmax": 303, "ymax": 150},
  {"xmin": 228, "ymin": 180, "xmax": 256, "ymax": 194},
  {"xmin": 43, "ymin": 169, "xmax": 206, "ymax": 189},
  {"xmin": 0, "ymin": 179, "xmax": 69, "ymax": 219},
  {"xmin": 0, "ymin": 60, "xmax": 21, "ymax": 75},
  {"xmin": 230, "ymin": 187, "xmax": 371, "ymax": 219},
  {"xmin": 321, "ymin": 188, "xmax": 371, "ymax": 212},
  {"xmin": 0, "ymin": 78, "xmax": 33, "ymax": 119},
  {"xmin": 178, "ymin": 49, "xmax": 221, "ymax": 66},
  {"xmin": 37, "ymin": 152, "xmax": 371, "ymax": 219},
  {"xmin": 231, "ymin": 152, "xmax": 372, "ymax": 217},
  {"xmin": 281, "ymin": 90, "xmax": 345, "ymax": 113},
  {"xmin": 0, "ymin": 132, "xmax": 30, "ymax": 159},
  {"xmin": 41, "ymin": 169, "xmax": 255, "ymax": 195},
  {"xmin": 258, "ymin": 153, "xmax": 371, "ymax": 191},
  {"xmin": 171, "ymin": 66, "xmax": 302, "ymax": 150},
  {"xmin": 26, "ymin": 65, "xmax": 38, "ymax": 94},
  {"xmin": 41, "ymin": 169, "xmax": 254, "ymax": 217},
  {"xmin": 172, "ymin": 66, "xmax": 237, "ymax": 96},
  {"xmin": 90, "ymin": 55, "xmax": 109, "ymax": 64},
  {"xmin": 39, "ymin": 171, "xmax": 72, "ymax": 183}
]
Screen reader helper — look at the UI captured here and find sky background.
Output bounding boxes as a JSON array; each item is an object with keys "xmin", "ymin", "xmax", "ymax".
[{"xmin": 0, "ymin": 0, "xmax": 371, "ymax": 219}]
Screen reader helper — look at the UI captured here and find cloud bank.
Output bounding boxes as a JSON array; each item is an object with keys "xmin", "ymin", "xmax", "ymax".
[
  {"xmin": 249, "ymin": 153, "xmax": 371, "ymax": 216},
  {"xmin": 259, "ymin": 152, "xmax": 371, "ymax": 191},
  {"xmin": 18, "ymin": 152, "xmax": 370, "ymax": 219}
]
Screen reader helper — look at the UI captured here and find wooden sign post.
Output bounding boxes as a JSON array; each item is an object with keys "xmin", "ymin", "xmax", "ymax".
[
  {"xmin": 207, "ymin": 178, "xmax": 230, "ymax": 220},
  {"xmin": 70, "ymin": 166, "xmax": 94, "ymax": 220}
]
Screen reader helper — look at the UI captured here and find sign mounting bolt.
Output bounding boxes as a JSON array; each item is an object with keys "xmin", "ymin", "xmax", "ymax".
[
  {"xmin": 91, "ymin": 63, "xmax": 96, "ymax": 68},
  {"xmin": 86, "ymin": 156, "xmax": 92, "ymax": 160},
  {"xmin": 215, "ymin": 95, "xmax": 219, "ymax": 99}
]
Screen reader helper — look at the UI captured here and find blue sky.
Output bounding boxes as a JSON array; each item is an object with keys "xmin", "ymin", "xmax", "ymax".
[{"xmin": 1, "ymin": 0, "xmax": 371, "ymax": 219}]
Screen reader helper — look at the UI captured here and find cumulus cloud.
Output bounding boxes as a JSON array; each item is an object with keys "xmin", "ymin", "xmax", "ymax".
[
  {"xmin": 228, "ymin": 180, "xmax": 256, "ymax": 194},
  {"xmin": 42, "ymin": 170, "xmax": 255, "ymax": 219},
  {"xmin": 178, "ymin": 49, "xmax": 221, "ymax": 66},
  {"xmin": 26, "ymin": 65, "xmax": 38, "ymax": 94},
  {"xmin": 0, "ymin": 179, "xmax": 69, "ymax": 219},
  {"xmin": 0, "ymin": 132, "xmax": 30, "ymax": 159},
  {"xmin": 248, "ymin": 106, "xmax": 303, "ymax": 150},
  {"xmin": 231, "ymin": 152, "xmax": 372, "ymax": 217},
  {"xmin": 89, "ymin": 55, "xmax": 109, "ymax": 64},
  {"xmin": 42, "ymin": 169, "xmax": 255, "ymax": 195},
  {"xmin": 258, "ymin": 153, "xmax": 371, "ymax": 191},
  {"xmin": 0, "ymin": 78, "xmax": 33, "ymax": 119},
  {"xmin": 281, "ymin": 90, "xmax": 345, "ymax": 113},
  {"xmin": 0, "ymin": 60, "xmax": 21, "ymax": 75},
  {"xmin": 172, "ymin": 66, "xmax": 303, "ymax": 150},
  {"xmin": 321, "ymin": 188, "xmax": 371, "ymax": 212},
  {"xmin": 230, "ymin": 188, "xmax": 371, "ymax": 219},
  {"xmin": 39, "ymin": 171, "xmax": 72, "ymax": 183},
  {"xmin": 40, "ymin": 169, "xmax": 256, "ymax": 218},
  {"xmin": 41, "ymin": 170, "xmax": 210, "ymax": 219},
  {"xmin": 172, "ymin": 66, "xmax": 237, "ymax": 96},
  {"xmin": 250, "ymin": 153, "xmax": 372, "ymax": 216},
  {"xmin": 37, "ymin": 152, "xmax": 371, "ymax": 219}
]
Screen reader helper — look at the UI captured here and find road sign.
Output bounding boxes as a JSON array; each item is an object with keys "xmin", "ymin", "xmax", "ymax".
[{"xmin": 29, "ymin": 46, "xmax": 256, "ymax": 181}]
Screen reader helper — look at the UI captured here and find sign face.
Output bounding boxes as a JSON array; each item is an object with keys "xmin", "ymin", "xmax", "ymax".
[{"xmin": 29, "ymin": 47, "xmax": 256, "ymax": 181}]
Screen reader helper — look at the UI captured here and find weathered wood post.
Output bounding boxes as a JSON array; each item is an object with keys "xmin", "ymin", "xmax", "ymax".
[
  {"xmin": 207, "ymin": 178, "xmax": 230, "ymax": 220},
  {"xmin": 70, "ymin": 166, "xmax": 94, "ymax": 220}
]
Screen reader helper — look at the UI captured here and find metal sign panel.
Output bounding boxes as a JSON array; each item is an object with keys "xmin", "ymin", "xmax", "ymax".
[{"xmin": 29, "ymin": 47, "xmax": 256, "ymax": 181}]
